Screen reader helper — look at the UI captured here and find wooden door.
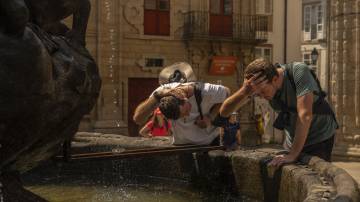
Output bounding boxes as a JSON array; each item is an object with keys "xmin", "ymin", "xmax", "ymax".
[
  {"xmin": 128, "ymin": 78, "xmax": 159, "ymax": 136},
  {"xmin": 210, "ymin": 0, "xmax": 233, "ymax": 37}
]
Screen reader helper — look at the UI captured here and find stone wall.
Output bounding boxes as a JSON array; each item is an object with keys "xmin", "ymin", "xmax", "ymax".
[
  {"xmin": 70, "ymin": 0, "xmax": 262, "ymax": 135},
  {"xmin": 329, "ymin": 0, "xmax": 360, "ymax": 160}
]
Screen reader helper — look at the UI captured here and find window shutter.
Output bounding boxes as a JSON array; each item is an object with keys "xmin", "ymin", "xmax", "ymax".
[
  {"xmin": 145, "ymin": 0, "xmax": 156, "ymax": 10},
  {"xmin": 210, "ymin": 0, "xmax": 221, "ymax": 14},
  {"xmin": 256, "ymin": 0, "xmax": 271, "ymax": 15},
  {"xmin": 317, "ymin": 4, "xmax": 324, "ymax": 39},
  {"xmin": 256, "ymin": 0, "xmax": 263, "ymax": 14},
  {"xmin": 144, "ymin": 0, "xmax": 170, "ymax": 36},
  {"xmin": 264, "ymin": 0, "xmax": 272, "ymax": 15},
  {"xmin": 303, "ymin": 5, "xmax": 311, "ymax": 41}
]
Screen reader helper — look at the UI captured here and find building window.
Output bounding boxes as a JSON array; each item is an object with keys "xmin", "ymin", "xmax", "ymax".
[
  {"xmin": 210, "ymin": 0, "xmax": 233, "ymax": 37},
  {"xmin": 255, "ymin": 46, "xmax": 272, "ymax": 62},
  {"xmin": 144, "ymin": 0, "xmax": 170, "ymax": 36},
  {"xmin": 145, "ymin": 58, "xmax": 164, "ymax": 67},
  {"xmin": 256, "ymin": 0, "xmax": 273, "ymax": 15},
  {"xmin": 210, "ymin": 0, "xmax": 232, "ymax": 15},
  {"xmin": 303, "ymin": 3, "xmax": 324, "ymax": 41}
]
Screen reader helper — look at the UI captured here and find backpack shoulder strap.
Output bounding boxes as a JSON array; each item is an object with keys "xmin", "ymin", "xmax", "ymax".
[
  {"xmin": 285, "ymin": 63, "xmax": 326, "ymax": 98},
  {"xmin": 285, "ymin": 63, "xmax": 296, "ymax": 92},
  {"xmin": 194, "ymin": 82, "xmax": 203, "ymax": 119},
  {"xmin": 309, "ymin": 69, "xmax": 327, "ymax": 98}
]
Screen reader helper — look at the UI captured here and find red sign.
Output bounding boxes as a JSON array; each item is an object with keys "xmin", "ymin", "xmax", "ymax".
[{"xmin": 209, "ymin": 56, "xmax": 237, "ymax": 75}]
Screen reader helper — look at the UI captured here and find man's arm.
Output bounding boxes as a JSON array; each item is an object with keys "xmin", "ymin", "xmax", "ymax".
[
  {"xmin": 270, "ymin": 92, "xmax": 313, "ymax": 167},
  {"xmin": 133, "ymin": 96, "xmax": 158, "ymax": 125},
  {"xmin": 133, "ymin": 86, "xmax": 174, "ymax": 125},
  {"xmin": 220, "ymin": 86, "xmax": 252, "ymax": 117},
  {"xmin": 139, "ymin": 123, "xmax": 151, "ymax": 137},
  {"xmin": 220, "ymin": 74, "xmax": 265, "ymax": 117}
]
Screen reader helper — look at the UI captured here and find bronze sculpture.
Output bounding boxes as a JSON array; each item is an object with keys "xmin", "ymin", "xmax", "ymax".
[
  {"xmin": 0, "ymin": 0, "xmax": 101, "ymax": 200},
  {"xmin": 1, "ymin": 0, "xmax": 90, "ymax": 45}
]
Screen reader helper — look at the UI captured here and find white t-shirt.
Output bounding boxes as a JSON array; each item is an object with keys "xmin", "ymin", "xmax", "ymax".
[{"xmin": 152, "ymin": 82, "xmax": 228, "ymax": 145}]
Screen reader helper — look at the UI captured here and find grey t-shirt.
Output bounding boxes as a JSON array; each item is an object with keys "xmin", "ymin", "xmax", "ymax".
[{"xmin": 269, "ymin": 62, "xmax": 337, "ymax": 147}]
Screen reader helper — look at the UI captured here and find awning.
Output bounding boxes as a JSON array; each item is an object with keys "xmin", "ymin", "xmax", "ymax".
[{"xmin": 209, "ymin": 56, "xmax": 237, "ymax": 75}]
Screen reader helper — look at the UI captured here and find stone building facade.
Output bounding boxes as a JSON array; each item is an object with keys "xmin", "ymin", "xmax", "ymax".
[
  {"xmin": 74, "ymin": 0, "xmax": 270, "ymax": 136},
  {"xmin": 301, "ymin": 0, "xmax": 329, "ymax": 91},
  {"xmin": 329, "ymin": 0, "xmax": 360, "ymax": 159},
  {"xmin": 69, "ymin": 0, "xmax": 360, "ymax": 159}
]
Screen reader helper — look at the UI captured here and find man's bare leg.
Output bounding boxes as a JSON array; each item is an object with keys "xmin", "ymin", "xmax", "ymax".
[{"xmin": 68, "ymin": 0, "xmax": 90, "ymax": 46}]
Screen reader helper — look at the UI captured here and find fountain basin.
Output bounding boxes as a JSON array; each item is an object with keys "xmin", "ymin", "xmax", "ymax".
[{"xmin": 23, "ymin": 132, "xmax": 359, "ymax": 202}]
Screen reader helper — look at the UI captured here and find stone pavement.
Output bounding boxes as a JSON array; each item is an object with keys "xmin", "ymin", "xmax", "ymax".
[{"xmin": 333, "ymin": 161, "xmax": 360, "ymax": 187}]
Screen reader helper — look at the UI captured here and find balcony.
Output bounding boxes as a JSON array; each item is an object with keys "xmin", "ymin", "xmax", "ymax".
[{"xmin": 183, "ymin": 11, "xmax": 269, "ymax": 44}]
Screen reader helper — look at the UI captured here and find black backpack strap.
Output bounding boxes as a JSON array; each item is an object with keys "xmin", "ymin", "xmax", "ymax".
[
  {"xmin": 285, "ymin": 63, "xmax": 327, "ymax": 99},
  {"xmin": 284, "ymin": 63, "xmax": 297, "ymax": 94},
  {"xmin": 194, "ymin": 82, "xmax": 203, "ymax": 119},
  {"xmin": 285, "ymin": 63, "xmax": 339, "ymax": 128}
]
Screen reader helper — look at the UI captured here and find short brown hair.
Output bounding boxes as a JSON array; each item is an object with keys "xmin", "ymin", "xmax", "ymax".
[
  {"xmin": 158, "ymin": 96, "xmax": 183, "ymax": 120},
  {"xmin": 244, "ymin": 58, "xmax": 278, "ymax": 82}
]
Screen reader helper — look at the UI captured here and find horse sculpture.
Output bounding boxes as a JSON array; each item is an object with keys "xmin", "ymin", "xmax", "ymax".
[
  {"xmin": 0, "ymin": 0, "xmax": 101, "ymax": 200},
  {"xmin": 1, "ymin": 0, "xmax": 90, "ymax": 45}
]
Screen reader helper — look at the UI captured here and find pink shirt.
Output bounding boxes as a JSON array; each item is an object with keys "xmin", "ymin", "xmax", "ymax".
[{"xmin": 146, "ymin": 120, "xmax": 171, "ymax": 136}]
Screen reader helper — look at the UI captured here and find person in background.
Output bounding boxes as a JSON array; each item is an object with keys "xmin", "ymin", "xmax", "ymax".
[
  {"xmin": 220, "ymin": 112, "xmax": 241, "ymax": 151},
  {"xmin": 139, "ymin": 108, "xmax": 171, "ymax": 138}
]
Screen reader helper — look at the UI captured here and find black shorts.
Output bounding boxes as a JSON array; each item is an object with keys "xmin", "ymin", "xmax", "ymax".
[{"xmin": 301, "ymin": 135, "xmax": 335, "ymax": 162}]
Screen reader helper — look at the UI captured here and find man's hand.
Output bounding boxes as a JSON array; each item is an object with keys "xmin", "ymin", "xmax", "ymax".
[
  {"xmin": 154, "ymin": 87, "xmax": 173, "ymax": 100},
  {"xmin": 155, "ymin": 87, "xmax": 188, "ymax": 101},
  {"xmin": 194, "ymin": 115, "xmax": 211, "ymax": 129},
  {"xmin": 243, "ymin": 73, "xmax": 267, "ymax": 95},
  {"xmin": 268, "ymin": 154, "xmax": 297, "ymax": 168}
]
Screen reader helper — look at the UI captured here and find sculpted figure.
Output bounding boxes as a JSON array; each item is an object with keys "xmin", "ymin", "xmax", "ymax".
[
  {"xmin": 0, "ymin": 0, "xmax": 101, "ymax": 200},
  {"xmin": 0, "ymin": 0, "xmax": 90, "ymax": 45}
]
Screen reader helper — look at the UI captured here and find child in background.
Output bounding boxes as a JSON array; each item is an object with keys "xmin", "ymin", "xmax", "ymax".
[
  {"xmin": 220, "ymin": 112, "xmax": 241, "ymax": 151},
  {"xmin": 139, "ymin": 108, "xmax": 171, "ymax": 137}
]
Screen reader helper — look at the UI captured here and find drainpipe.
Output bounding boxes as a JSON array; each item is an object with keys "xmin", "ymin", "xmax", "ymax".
[
  {"xmin": 284, "ymin": 0, "xmax": 287, "ymax": 63},
  {"xmin": 326, "ymin": 0, "xmax": 332, "ymax": 103}
]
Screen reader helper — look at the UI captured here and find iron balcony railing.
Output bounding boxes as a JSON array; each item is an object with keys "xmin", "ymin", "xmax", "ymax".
[{"xmin": 183, "ymin": 11, "xmax": 269, "ymax": 43}]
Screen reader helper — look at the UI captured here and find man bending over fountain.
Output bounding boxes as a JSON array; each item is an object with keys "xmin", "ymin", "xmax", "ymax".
[
  {"xmin": 133, "ymin": 63, "xmax": 230, "ymax": 145},
  {"xmin": 220, "ymin": 58, "xmax": 338, "ymax": 166}
]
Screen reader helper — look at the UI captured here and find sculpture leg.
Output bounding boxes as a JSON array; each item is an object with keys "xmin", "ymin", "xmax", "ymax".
[
  {"xmin": 0, "ymin": 0, "xmax": 29, "ymax": 36},
  {"xmin": 68, "ymin": 0, "xmax": 90, "ymax": 46}
]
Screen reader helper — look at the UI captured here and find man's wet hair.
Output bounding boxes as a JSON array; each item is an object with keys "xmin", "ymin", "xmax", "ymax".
[
  {"xmin": 158, "ymin": 96, "xmax": 184, "ymax": 120},
  {"xmin": 245, "ymin": 58, "xmax": 279, "ymax": 82}
]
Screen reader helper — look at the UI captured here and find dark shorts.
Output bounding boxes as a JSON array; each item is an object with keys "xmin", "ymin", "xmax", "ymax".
[{"xmin": 301, "ymin": 135, "xmax": 335, "ymax": 162}]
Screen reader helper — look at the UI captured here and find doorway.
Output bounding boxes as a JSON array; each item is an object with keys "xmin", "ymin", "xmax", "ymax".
[{"xmin": 128, "ymin": 78, "xmax": 159, "ymax": 136}]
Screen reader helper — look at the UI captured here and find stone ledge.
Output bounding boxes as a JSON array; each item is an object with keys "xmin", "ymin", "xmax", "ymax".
[
  {"xmin": 307, "ymin": 156, "xmax": 359, "ymax": 201},
  {"xmin": 229, "ymin": 148, "xmax": 359, "ymax": 202}
]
